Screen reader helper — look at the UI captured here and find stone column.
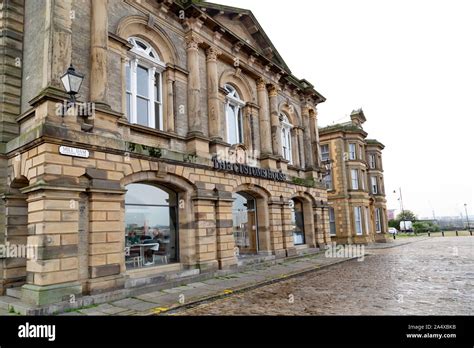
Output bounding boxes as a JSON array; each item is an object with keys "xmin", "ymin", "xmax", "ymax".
[
  {"xmin": 215, "ymin": 198, "xmax": 237, "ymax": 270},
  {"xmin": 268, "ymin": 200, "xmax": 286, "ymax": 258},
  {"xmin": 257, "ymin": 78, "xmax": 272, "ymax": 156},
  {"xmin": 193, "ymin": 199, "xmax": 219, "ymax": 272},
  {"xmin": 291, "ymin": 128, "xmax": 300, "ymax": 167},
  {"xmin": 0, "ymin": 193, "xmax": 28, "ymax": 294},
  {"xmin": 310, "ymin": 109, "xmax": 321, "ymax": 168},
  {"xmin": 302, "ymin": 105, "xmax": 314, "ymax": 169},
  {"xmin": 166, "ymin": 69, "xmax": 175, "ymax": 133},
  {"xmin": 22, "ymin": 188, "xmax": 84, "ymax": 306},
  {"xmin": 186, "ymin": 34, "xmax": 204, "ymax": 136},
  {"xmin": 297, "ymin": 128, "xmax": 306, "ymax": 169},
  {"xmin": 269, "ymin": 85, "xmax": 282, "ymax": 158},
  {"xmin": 90, "ymin": 0, "xmax": 108, "ymax": 106},
  {"xmin": 313, "ymin": 204, "xmax": 326, "ymax": 247},
  {"xmin": 206, "ymin": 46, "xmax": 223, "ymax": 141},
  {"xmin": 0, "ymin": 0, "xmax": 24, "ymax": 142},
  {"xmin": 86, "ymin": 188, "xmax": 126, "ymax": 295},
  {"xmin": 303, "ymin": 200, "xmax": 317, "ymax": 248},
  {"xmin": 281, "ymin": 203, "xmax": 296, "ymax": 257}
]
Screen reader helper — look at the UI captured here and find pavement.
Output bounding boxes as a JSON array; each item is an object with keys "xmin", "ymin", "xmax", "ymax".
[
  {"xmin": 0, "ymin": 237, "xmax": 427, "ymax": 316},
  {"xmin": 172, "ymin": 236, "xmax": 473, "ymax": 316}
]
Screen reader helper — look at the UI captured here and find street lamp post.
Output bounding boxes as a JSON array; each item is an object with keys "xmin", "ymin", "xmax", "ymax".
[
  {"xmin": 394, "ymin": 188, "xmax": 406, "ymax": 232},
  {"xmin": 464, "ymin": 204, "xmax": 471, "ymax": 232}
]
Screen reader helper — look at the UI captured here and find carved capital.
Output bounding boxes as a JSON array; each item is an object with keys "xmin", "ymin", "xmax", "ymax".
[
  {"xmin": 256, "ymin": 78, "xmax": 267, "ymax": 91},
  {"xmin": 185, "ymin": 34, "xmax": 203, "ymax": 50},
  {"xmin": 309, "ymin": 108, "xmax": 319, "ymax": 119},
  {"xmin": 206, "ymin": 46, "xmax": 222, "ymax": 62},
  {"xmin": 268, "ymin": 84, "xmax": 279, "ymax": 98}
]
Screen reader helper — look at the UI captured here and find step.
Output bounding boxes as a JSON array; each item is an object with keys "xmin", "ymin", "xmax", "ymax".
[
  {"xmin": 6, "ymin": 287, "xmax": 22, "ymax": 299},
  {"xmin": 0, "ymin": 296, "xmax": 37, "ymax": 315}
]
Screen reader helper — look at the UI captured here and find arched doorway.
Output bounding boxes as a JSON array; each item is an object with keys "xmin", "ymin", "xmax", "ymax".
[
  {"xmin": 124, "ymin": 183, "xmax": 178, "ymax": 269},
  {"xmin": 232, "ymin": 192, "xmax": 259, "ymax": 255},
  {"xmin": 291, "ymin": 198, "xmax": 306, "ymax": 245}
]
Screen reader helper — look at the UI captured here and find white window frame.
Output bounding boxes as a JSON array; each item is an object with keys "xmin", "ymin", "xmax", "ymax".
[
  {"xmin": 351, "ymin": 169, "xmax": 359, "ymax": 190},
  {"xmin": 321, "ymin": 144, "xmax": 330, "ymax": 162},
  {"xmin": 361, "ymin": 170, "xmax": 366, "ymax": 191},
  {"xmin": 375, "ymin": 208, "xmax": 382, "ymax": 233},
  {"xmin": 280, "ymin": 114, "xmax": 293, "ymax": 164},
  {"xmin": 354, "ymin": 207, "xmax": 363, "ymax": 236},
  {"xmin": 371, "ymin": 176, "xmax": 378, "ymax": 194},
  {"xmin": 359, "ymin": 144, "xmax": 364, "ymax": 161},
  {"xmin": 329, "ymin": 207, "xmax": 336, "ymax": 236},
  {"xmin": 349, "ymin": 143, "xmax": 356, "ymax": 160},
  {"xmin": 126, "ymin": 37, "xmax": 165, "ymax": 130},
  {"xmin": 224, "ymin": 84, "xmax": 245, "ymax": 145},
  {"xmin": 369, "ymin": 154, "xmax": 376, "ymax": 169}
]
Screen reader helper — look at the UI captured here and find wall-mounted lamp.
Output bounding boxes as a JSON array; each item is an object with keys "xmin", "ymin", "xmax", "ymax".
[{"xmin": 60, "ymin": 64, "xmax": 84, "ymax": 115}]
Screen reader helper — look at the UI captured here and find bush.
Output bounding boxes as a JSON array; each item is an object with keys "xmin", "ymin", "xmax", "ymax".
[{"xmin": 413, "ymin": 222, "xmax": 440, "ymax": 233}]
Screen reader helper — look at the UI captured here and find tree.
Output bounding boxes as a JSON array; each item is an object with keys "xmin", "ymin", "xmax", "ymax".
[
  {"xmin": 388, "ymin": 219, "xmax": 400, "ymax": 230},
  {"xmin": 396, "ymin": 210, "xmax": 417, "ymax": 222}
]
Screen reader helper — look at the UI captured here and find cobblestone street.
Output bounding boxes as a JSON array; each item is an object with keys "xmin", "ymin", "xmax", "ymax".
[{"xmin": 172, "ymin": 237, "xmax": 474, "ymax": 315}]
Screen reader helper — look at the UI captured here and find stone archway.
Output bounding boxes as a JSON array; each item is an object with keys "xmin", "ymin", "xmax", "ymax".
[
  {"xmin": 291, "ymin": 193, "xmax": 318, "ymax": 248},
  {"xmin": 121, "ymin": 171, "xmax": 197, "ymax": 269},
  {"xmin": 232, "ymin": 183, "xmax": 271, "ymax": 255}
]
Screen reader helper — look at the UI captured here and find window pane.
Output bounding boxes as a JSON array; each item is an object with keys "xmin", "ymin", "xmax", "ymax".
[
  {"xmin": 352, "ymin": 169, "xmax": 359, "ymax": 190},
  {"xmin": 154, "ymin": 73, "xmax": 161, "ymax": 102},
  {"xmin": 137, "ymin": 66, "xmax": 149, "ymax": 97},
  {"xmin": 137, "ymin": 97, "xmax": 149, "ymax": 126},
  {"xmin": 227, "ymin": 105, "xmax": 237, "ymax": 144},
  {"xmin": 355, "ymin": 207, "xmax": 362, "ymax": 235},
  {"xmin": 232, "ymin": 193, "xmax": 257, "ymax": 253},
  {"xmin": 125, "ymin": 184, "xmax": 179, "ymax": 269},
  {"xmin": 349, "ymin": 144, "xmax": 356, "ymax": 159},
  {"xmin": 237, "ymin": 110, "xmax": 243, "ymax": 143},
  {"xmin": 126, "ymin": 184, "xmax": 172, "ymax": 206},
  {"xmin": 292, "ymin": 200, "xmax": 305, "ymax": 245}
]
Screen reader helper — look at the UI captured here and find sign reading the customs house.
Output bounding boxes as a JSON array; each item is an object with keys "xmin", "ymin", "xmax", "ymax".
[
  {"xmin": 59, "ymin": 146, "xmax": 90, "ymax": 159},
  {"xmin": 212, "ymin": 156, "xmax": 286, "ymax": 182}
]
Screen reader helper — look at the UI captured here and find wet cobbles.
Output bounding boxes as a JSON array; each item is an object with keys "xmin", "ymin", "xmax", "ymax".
[{"xmin": 175, "ymin": 237, "xmax": 474, "ymax": 315}]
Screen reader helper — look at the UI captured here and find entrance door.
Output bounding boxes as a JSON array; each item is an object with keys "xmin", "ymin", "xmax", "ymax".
[{"xmin": 232, "ymin": 192, "xmax": 258, "ymax": 255}]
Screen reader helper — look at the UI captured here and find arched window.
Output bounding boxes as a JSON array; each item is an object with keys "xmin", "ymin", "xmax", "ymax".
[
  {"xmin": 125, "ymin": 184, "xmax": 178, "ymax": 269},
  {"xmin": 126, "ymin": 37, "xmax": 165, "ymax": 130},
  {"xmin": 224, "ymin": 84, "xmax": 245, "ymax": 145},
  {"xmin": 280, "ymin": 113, "xmax": 293, "ymax": 164}
]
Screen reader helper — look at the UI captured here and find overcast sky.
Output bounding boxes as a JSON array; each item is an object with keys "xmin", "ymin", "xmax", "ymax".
[{"xmin": 217, "ymin": 0, "xmax": 474, "ymax": 219}]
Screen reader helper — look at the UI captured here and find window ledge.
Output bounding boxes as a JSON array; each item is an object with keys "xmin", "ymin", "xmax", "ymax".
[{"xmin": 119, "ymin": 119, "xmax": 186, "ymax": 141}]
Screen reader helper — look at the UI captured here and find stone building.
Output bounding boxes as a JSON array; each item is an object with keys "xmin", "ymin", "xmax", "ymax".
[
  {"xmin": 0, "ymin": 0, "xmax": 332, "ymax": 307},
  {"xmin": 319, "ymin": 109, "xmax": 389, "ymax": 244}
]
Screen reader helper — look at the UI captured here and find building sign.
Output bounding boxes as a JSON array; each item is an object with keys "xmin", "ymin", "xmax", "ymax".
[
  {"xmin": 212, "ymin": 156, "xmax": 286, "ymax": 182},
  {"xmin": 59, "ymin": 146, "xmax": 90, "ymax": 159}
]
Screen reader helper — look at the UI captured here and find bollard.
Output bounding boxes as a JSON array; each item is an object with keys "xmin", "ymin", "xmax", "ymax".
[
  {"xmin": 456, "ymin": 231, "xmax": 459, "ymax": 237},
  {"xmin": 442, "ymin": 231, "xmax": 445, "ymax": 237},
  {"xmin": 471, "ymin": 230, "xmax": 473, "ymax": 236},
  {"xmin": 428, "ymin": 232, "xmax": 430, "ymax": 237},
  {"xmin": 393, "ymin": 233, "xmax": 396, "ymax": 240}
]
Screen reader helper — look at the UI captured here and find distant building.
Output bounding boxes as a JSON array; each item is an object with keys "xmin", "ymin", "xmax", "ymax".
[
  {"xmin": 319, "ymin": 109, "xmax": 389, "ymax": 244},
  {"xmin": 387, "ymin": 210, "xmax": 396, "ymax": 221}
]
